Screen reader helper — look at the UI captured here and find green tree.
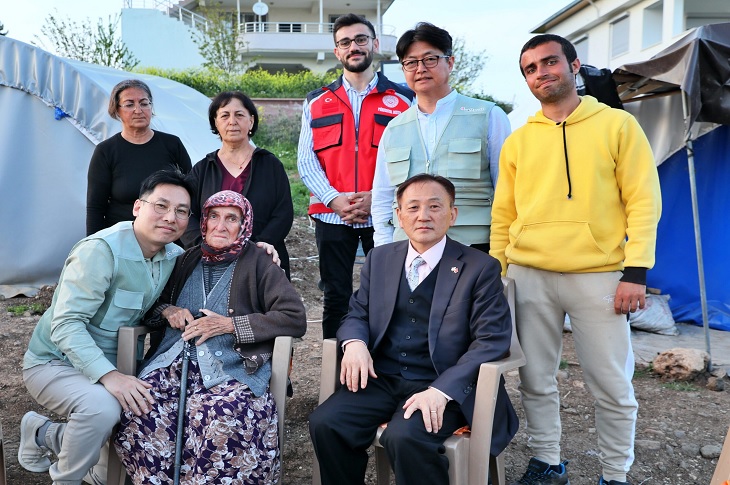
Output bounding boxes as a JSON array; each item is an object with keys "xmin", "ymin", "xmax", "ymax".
[
  {"xmin": 34, "ymin": 12, "xmax": 138, "ymax": 70},
  {"xmin": 192, "ymin": 7, "xmax": 242, "ymax": 73},
  {"xmin": 451, "ymin": 37, "xmax": 512, "ymax": 113}
]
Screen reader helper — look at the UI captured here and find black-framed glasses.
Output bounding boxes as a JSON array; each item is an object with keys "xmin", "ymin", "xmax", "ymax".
[
  {"xmin": 139, "ymin": 199, "xmax": 192, "ymax": 220},
  {"xmin": 401, "ymin": 55, "xmax": 450, "ymax": 72},
  {"xmin": 335, "ymin": 34, "xmax": 374, "ymax": 50}
]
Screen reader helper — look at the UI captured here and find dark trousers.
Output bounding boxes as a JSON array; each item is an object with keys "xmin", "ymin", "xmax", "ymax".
[
  {"xmin": 309, "ymin": 373, "xmax": 467, "ymax": 485},
  {"xmin": 314, "ymin": 219, "xmax": 374, "ymax": 339}
]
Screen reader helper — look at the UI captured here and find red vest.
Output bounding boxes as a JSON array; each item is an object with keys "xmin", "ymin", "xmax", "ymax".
[{"xmin": 306, "ymin": 76, "xmax": 412, "ymax": 215}]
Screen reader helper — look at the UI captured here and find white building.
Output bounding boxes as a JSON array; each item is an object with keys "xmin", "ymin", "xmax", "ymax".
[
  {"xmin": 533, "ymin": 0, "xmax": 730, "ymax": 69},
  {"xmin": 121, "ymin": 0, "xmax": 399, "ymax": 72}
]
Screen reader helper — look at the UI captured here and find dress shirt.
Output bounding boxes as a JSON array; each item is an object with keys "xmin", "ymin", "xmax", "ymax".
[
  {"xmin": 297, "ymin": 74, "xmax": 380, "ymax": 228},
  {"xmin": 371, "ymin": 90, "xmax": 511, "ymax": 246},
  {"xmin": 404, "ymin": 236, "xmax": 447, "ymax": 285}
]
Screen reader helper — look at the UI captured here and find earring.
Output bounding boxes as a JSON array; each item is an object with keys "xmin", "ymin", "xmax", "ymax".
[{"xmin": 248, "ymin": 130, "xmax": 252, "ymax": 135}]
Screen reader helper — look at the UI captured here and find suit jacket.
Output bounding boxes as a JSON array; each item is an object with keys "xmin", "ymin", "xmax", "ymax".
[{"xmin": 338, "ymin": 237, "xmax": 518, "ymax": 455}]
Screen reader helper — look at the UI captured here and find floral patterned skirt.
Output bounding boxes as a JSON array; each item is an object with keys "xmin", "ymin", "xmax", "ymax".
[{"xmin": 114, "ymin": 357, "xmax": 280, "ymax": 484}]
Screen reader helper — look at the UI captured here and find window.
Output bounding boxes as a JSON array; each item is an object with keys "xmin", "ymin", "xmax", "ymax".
[
  {"xmin": 611, "ymin": 15, "xmax": 630, "ymax": 58},
  {"xmin": 642, "ymin": 1, "xmax": 663, "ymax": 49},
  {"xmin": 574, "ymin": 37, "xmax": 588, "ymax": 63},
  {"xmin": 686, "ymin": 16, "xmax": 730, "ymax": 30}
]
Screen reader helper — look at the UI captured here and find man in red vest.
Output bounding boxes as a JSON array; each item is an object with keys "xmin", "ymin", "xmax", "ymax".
[{"xmin": 298, "ymin": 13, "xmax": 413, "ymax": 339}]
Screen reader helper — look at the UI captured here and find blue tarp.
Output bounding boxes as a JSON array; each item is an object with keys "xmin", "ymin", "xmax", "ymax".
[{"xmin": 647, "ymin": 125, "xmax": 730, "ymax": 331}]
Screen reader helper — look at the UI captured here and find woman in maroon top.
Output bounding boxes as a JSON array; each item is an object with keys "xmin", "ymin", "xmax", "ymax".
[{"xmin": 183, "ymin": 92, "xmax": 294, "ymax": 278}]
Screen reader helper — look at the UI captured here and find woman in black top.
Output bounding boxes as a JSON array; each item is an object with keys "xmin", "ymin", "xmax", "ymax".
[
  {"xmin": 182, "ymin": 91, "xmax": 294, "ymax": 279},
  {"xmin": 86, "ymin": 79, "xmax": 192, "ymax": 235}
]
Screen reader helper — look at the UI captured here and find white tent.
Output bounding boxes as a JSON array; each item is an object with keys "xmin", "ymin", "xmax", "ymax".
[{"xmin": 0, "ymin": 36, "xmax": 219, "ymax": 298}]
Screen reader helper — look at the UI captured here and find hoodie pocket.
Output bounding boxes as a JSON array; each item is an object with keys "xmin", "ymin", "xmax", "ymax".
[
  {"xmin": 311, "ymin": 114, "xmax": 343, "ymax": 152},
  {"xmin": 384, "ymin": 146, "xmax": 412, "ymax": 185},
  {"xmin": 447, "ymin": 138, "xmax": 482, "ymax": 179},
  {"xmin": 509, "ymin": 221, "xmax": 610, "ymax": 272}
]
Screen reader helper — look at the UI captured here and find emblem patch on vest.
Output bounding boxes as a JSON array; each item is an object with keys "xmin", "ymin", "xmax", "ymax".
[{"xmin": 382, "ymin": 95, "xmax": 399, "ymax": 108}]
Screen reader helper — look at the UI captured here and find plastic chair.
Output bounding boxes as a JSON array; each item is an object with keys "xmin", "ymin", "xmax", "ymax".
[
  {"xmin": 711, "ymin": 425, "xmax": 730, "ymax": 485},
  {"xmin": 312, "ymin": 276, "xmax": 525, "ymax": 485},
  {"xmin": 107, "ymin": 326, "xmax": 293, "ymax": 485},
  {"xmin": 0, "ymin": 420, "xmax": 7, "ymax": 485}
]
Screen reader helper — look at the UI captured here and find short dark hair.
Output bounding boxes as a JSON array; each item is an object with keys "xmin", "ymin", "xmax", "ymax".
[
  {"xmin": 208, "ymin": 91, "xmax": 259, "ymax": 137},
  {"xmin": 396, "ymin": 173, "xmax": 456, "ymax": 207},
  {"xmin": 396, "ymin": 22, "xmax": 452, "ymax": 60},
  {"xmin": 108, "ymin": 79, "xmax": 153, "ymax": 120},
  {"xmin": 519, "ymin": 34, "xmax": 578, "ymax": 77},
  {"xmin": 332, "ymin": 13, "xmax": 376, "ymax": 41},
  {"xmin": 139, "ymin": 170, "xmax": 194, "ymax": 202}
]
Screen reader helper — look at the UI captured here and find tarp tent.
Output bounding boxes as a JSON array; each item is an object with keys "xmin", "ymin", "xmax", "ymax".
[
  {"xmin": 613, "ymin": 23, "xmax": 730, "ymax": 335},
  {"xmin": 0, "ymin": 36, "xmax": 219, "ymax": 298}
]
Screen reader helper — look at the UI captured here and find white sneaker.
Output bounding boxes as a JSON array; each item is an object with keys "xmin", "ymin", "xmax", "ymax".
[{"xmin": 18, "ymin": 411, "xmax": 53, "ymax": 472}]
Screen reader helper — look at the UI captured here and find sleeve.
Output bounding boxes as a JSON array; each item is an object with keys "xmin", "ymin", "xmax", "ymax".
[
  {"xmin": 489, "ymin": 136, "xmax": 518, "ymax": 275},
  {"xmin": 372, "ymin": 132, "xmax": 396, "ymax": 246},
  {"xmin": 174, "ymin": 136, "xmax": 193, "ymax": 174},
  {"xmin": 86, "ymin": 143, "xmax": 113, "ymax": 235},
  {"xmin": 181, "ymin": 161, "xmax": 204, "ymax": 248},
  {"xmin": 49, "ymin": 240, "xmax": 117, "ymax": 383},
  {"xmin": 614, "ymin": 115, "xmax": 662, "ymax": 270},
  {"xmin": 296, "ymin": 100, "xmax": 340, "ymax": 207},
  {"xmin": 336, "ymin": 251, "xmax": 375, "ymax": 345},
  {"xmin": 487, "ymin": 106, "xmax": 511, "ymax": 188},
  {"xmin": 253, "ymin": 156, "xmax": 294, "ymax": 245},
  {"xmin": 232, "ymin": 256, "xmax": 307, "ymax": 345}
]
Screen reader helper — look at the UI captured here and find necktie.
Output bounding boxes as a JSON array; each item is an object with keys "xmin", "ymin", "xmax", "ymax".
[{"xmin": 407, "ymin": 256, "xmax": 426, "ymax": 291}]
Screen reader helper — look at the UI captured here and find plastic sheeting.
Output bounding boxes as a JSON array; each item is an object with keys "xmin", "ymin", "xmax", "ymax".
[
  {"xmin": 0, "ymin": 36, "xmax": 219, "ymax": 298},
  {"xmin": 647, "ymin": 125, "xmax": 730, "ymax": 331}
]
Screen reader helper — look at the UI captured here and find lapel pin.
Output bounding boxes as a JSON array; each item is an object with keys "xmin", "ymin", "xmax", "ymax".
[{"xmin": 451, "ymin": 267, "xmax": 459, "ymax": 273}]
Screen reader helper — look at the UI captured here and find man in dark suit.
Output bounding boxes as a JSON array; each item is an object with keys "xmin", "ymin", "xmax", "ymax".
[{"xmin": 309, "ymin": 173, "xmax": 518, "ymax": 485}]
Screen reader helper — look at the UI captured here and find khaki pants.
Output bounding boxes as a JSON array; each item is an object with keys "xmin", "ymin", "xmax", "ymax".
[
  {"xmin": 24, "ymin": 360, "xmax": 120, "ymax": 485},
  {"xmin": 508, "ymin": 265, "xmax": 637, "ymax": 480}
]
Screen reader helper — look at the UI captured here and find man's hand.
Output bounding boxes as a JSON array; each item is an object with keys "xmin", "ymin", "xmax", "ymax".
[
  {"xmin": 403, "ymin": 388, "xmax": 449, "ymax": 433},
  {"xmin": 340, "ymin": 340, "xmax": 377, "ymax": 391},
  {"xmin": 328, "ymin": 195, "xmax": 352, "ymax": 221},
  {"xmin": 161, "ymin": 305, "xmax": 195, "ymax": 330},
  {"xmin": 614, "ymin": 281, "xmax": 646, "ymax": 314},
  {"xmin": 256, "ymin": 242, "xmax": 281, "ymax": 267},
  {"xmin": 182, "ymin": 309, "xmax": 234, "ymax": 344},
  {"xmin": 340, "ymin": 191, "xmax": 372, "ymax": 224},
  {"xmin": 99, "ymin": 370, "xmax": 154, "ymax": 416}
]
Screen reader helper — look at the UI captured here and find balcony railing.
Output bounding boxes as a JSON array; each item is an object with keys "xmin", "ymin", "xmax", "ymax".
[
  {"xmin": 123, "ymin": 0, "xmax": 209, "ymax": 30},
  {"xmin": 240, "ymin": 21, "xmax": 395, "ymax": 37}
]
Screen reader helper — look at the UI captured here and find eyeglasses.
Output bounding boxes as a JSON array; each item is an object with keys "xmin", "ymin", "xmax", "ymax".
[
  {"xmin": 401, "ymin": 55, "xmax": 450, "ymax": 72},
  {"xmin": 140, "ymin": 199, "xmax": 192, "ymax": 219},
  {"xmin": 208, "ymin": 212, "xmax": 241, "ymax": 225},
  {"xmin": 118, "ymin": 101, "xmax": 153, "ymax": 111},
  {"xmin": 335, "ymin": 34, "xmax": 374, "ymax": 50}
]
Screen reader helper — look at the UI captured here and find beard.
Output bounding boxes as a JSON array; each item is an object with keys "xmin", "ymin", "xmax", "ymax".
[
  {"xmin": 532, "ymin": 72, "xmax": 577, "ymax": 104},
  {"xmin": 340, "ymin": 49, "xmax": 374, "ymax": 73}
]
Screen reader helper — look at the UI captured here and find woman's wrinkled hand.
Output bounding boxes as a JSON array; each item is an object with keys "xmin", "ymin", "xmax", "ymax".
[
  {"xmin": 182, "ymin": 309, "xmax": 235, "ymax": 344},
  {"xmin": 161, "ymin": 305, "xmax": 196, "ymax": 330}
]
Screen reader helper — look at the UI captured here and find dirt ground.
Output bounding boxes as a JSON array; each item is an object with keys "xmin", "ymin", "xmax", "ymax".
[{"xmin": 1, "ymin": 216, "xmax": 728, "ymax": 484}]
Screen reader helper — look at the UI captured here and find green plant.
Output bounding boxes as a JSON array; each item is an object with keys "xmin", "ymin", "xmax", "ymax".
[
  {"xmin": 7, "ymin": 303, "xmax": 46, "ymax": 316},
  {"xmin": 559, "ymin": 359, "xmax": 569, "ymax": 370},
  {"xmin": 634, "ymin": 362, "xmax": 654, "ymax": 378},
  {"xmin": 661, "ymin": 381, "xmax": 697, "ymax": 392}
]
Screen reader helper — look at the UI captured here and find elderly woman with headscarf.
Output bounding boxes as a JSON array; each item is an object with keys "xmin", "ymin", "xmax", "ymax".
[
  {"xmin": 87, "ymin": 79, "xmax": 192, "ymax": 235},
  {"xmin": 114, "ymin": 190, "xmax": 306, "ymax": 483}
]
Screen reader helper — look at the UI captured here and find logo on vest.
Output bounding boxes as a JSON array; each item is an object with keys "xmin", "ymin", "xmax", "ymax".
[
  {"xmin": 382, "ymin": 95, "xmax": 399, "ymax": 108},
  {"xmin": 460, "ymin": 106, "xmax": 486, "ymax": 112},
  {"xmin": 324, "ymin": 97, "xmax": 333, "ymax": 103}
]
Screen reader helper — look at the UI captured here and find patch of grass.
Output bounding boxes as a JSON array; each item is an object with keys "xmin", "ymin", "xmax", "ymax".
[
  {"xmin": 661, "ymin": 381, "xmax": 697, "ymax": 392},
  {"xmin": 634, "ymin": 362, "xmax": 654, "ymax": 378},
  {"xmin": 559, "ymin": 359, "xmax": 569, "ymax": 370},
  {"xmin": 7, "ymin": 303, "xmax": 45, "ymax": 316}
]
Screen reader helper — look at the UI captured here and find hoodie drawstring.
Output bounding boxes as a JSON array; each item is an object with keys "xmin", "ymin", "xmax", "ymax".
[{"xmin": 560, "ymin": 121, "xmax": 573, "ymax": 200}]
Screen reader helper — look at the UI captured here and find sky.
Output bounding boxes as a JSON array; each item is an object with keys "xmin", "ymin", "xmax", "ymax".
[{"xmin": 0, "ymin": 0, "xmax": 573, "ymax": 126}]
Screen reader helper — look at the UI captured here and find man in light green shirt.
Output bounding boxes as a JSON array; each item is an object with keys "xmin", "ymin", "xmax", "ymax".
[{"xmin": 20, "ymin": 170, "xmax": 193, "ymax": 484}]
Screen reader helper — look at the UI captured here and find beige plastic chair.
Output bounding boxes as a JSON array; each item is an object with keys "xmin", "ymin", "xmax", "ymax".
[
  {"xmin": 0, "ymin": 420, "xmax": 7, "ymax": 485},
  {"xmin": 107, "ymin": 326, "xmax": 293, "ymax": 485},
  {"xmin": 711, "ymin": 426, "xmax": 730, "ymax": 485},
  {"xmin": 312, "ymin": 276, "xmax": 525, "ymax": 485}
]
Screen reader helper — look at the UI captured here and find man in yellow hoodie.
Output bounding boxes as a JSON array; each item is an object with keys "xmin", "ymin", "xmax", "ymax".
[{"xmin": 491, "ymin": 34, "xmax": 661, "ymax": 485}]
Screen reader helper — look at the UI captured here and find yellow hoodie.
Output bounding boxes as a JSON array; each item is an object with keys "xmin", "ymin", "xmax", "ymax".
[{"xmin": 490, "ymin": 96, "xmax": 661, "ymax": 275}]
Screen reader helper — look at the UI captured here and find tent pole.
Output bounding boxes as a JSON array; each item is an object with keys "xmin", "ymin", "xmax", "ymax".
[{"xmin": 682, "ymin": 92, "xmax": 712, "ymax": 370}]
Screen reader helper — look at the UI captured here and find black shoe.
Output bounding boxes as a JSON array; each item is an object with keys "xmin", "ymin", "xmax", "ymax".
[
  {"xmin": 598, "ymin": 477, "xmax": 630, "ymax": 485},
  {"xmin": 510, "ymin": 457, "xmax": 570, "ymax": 485}
]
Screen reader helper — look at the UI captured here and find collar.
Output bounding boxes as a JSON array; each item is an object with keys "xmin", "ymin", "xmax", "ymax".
[
  {"xmin": 342, "ymin": 73, "xmax": 379, "ymax": 95},
  {"xmin": 406, "ymin": 236, "xmax": 447, "ymax": 271},
  {"xmin": 416, "ymin": 89, "xmax": 457, "ymax": 117}
]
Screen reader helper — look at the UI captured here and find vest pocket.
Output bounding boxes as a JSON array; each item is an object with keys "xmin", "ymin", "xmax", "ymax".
[
  {"xmin": 311, "ymin": 113, "xmax": 343, "ymax": 152},
  {"xmin": 371, "ymin": 114, "xmax": 394, "ymax": 147},
  {"xmin": 100, "ymin": 289, "xmax": 144, "ymax": 330},
  {"xmin": 446, "ymin": 138, "xmax": 482, "ymax": 179},
  {"xmin": 384, "ymin": 146, "xmax": 412, "ymax": 185}
]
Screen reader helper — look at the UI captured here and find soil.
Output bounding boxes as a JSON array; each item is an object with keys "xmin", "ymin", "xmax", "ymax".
[{"xmin": 1, "ymin": 216, "xmax": 728, "ymax": 484}]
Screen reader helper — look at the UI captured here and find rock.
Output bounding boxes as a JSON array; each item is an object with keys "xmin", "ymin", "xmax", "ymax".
[
  {"xmin": 571, "ymin": 380, "xmax": 585, "ymax": 389},
  {"xmin": 666, "ymin": 445, "xmax": 675, "ymax": 455},
  {"xmin": 588, "ymin": 427, "xmax": 596, "ymax": 434},
  {"xmin": 644, "ymin": 428, "xmax": 666, "ymax": 437},
  {"xmin": 700, "ymin": 445, "xmax": 722, "ymax": 459},
  {"xmin": 635, "ymin": 439, "xmax": 661, "ymax": 450},
  {"xmin": 653, "ymin": 348, "xmax": 709, "ymax": 381},
  {"xmin": 707, "ymin": 377, "xmax": 725, "ymax": 391},
  {"xmin": 674, "ymin": 430, "xmax": 686, "ymax": 438},
  {"xmin": 710, "ymin": 367, "xmax": 727, "ymax": 379},
  {"xmin": 556, "ymin": 370, "xmax": 569, "ymax": 383},
  {"xmin": 680, "ymin": 443, "xmax": 700, "ymax": 456}
]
